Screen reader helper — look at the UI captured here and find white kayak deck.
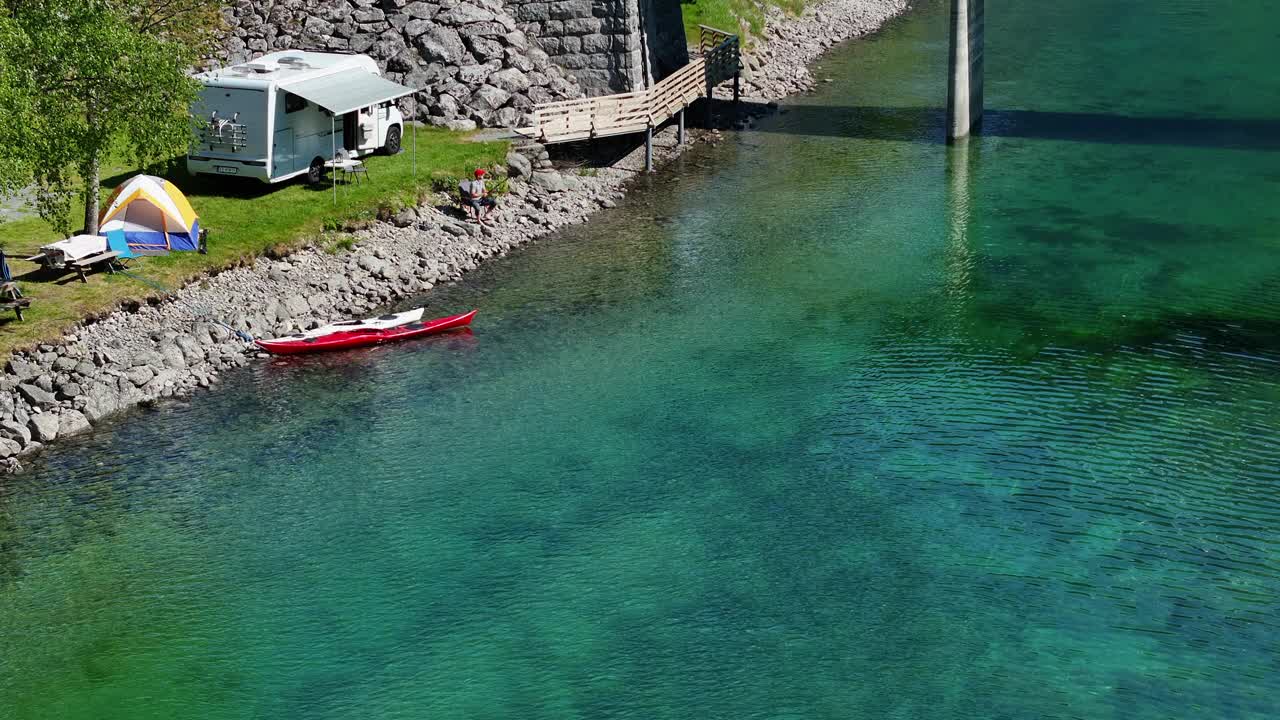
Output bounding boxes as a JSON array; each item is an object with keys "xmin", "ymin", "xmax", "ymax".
[{"xmin": 269, "ymin": 307, "xmax": 425, "ymax": 342}]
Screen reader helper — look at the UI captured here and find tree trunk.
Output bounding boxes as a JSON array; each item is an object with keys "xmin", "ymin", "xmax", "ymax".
[{"xmin": 83, "ymin": 148, "xmax": 100, "ymax": 236}]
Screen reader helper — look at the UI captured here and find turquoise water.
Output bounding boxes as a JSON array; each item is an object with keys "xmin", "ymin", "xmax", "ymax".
[{"xmin": 3, "ymin": 1, "xmax": 1280, "ymax": 717}]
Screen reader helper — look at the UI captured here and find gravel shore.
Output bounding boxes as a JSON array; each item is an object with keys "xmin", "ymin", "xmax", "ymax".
[
  {"xmin": 0, "ymin": 0, "xmax": 910, "ymax": 473},
  {"xmin": 739, "ymin": 0, "xmax": 909, "ymax": 99}
]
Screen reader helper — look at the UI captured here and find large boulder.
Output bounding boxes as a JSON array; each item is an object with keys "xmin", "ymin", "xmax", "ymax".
[
  {"xmin": 17, "ymin": 383, "xmax": 57, "ymax": 408},
  {"xmin": 0, "ymin": 419, "xmax": 30, "ymax": 445},
  {"xmin": 416, "ymin": 26, "xmax": 467, "ymax": 64},
  {"xmin": 284, "ymin": 294, "xmax": 311, "ymax": 317},
  {"xmin": 82, "ymin": 383, "xmax": 121, "ymax": 424},
  {"xmin": 495, "ymin": 107, "xmax": 523, "ymax": 128},
  {"xmin": 489, "ymin": 68, "xmax": 530, "ymax": 94},
  {"xmin": 404, "ymin": 2, "xmax": 437, "ymax": 20},
  {"xmin": 503, "ymin": 29, "xmax": 529, "ymax": 52},
  {"xmin": 352, "ymin": 8, "xmax": 385, "ymax": 24},
  {"xmin": 357, "ymin": 254, "xmax": 388, "ymax": 275},
  {"xmin": 404, "ymin": 18, "xmax": 433, "ymax": 39},
  {"xmin": 438, "ymin": 5, "xmax": 495, "ymax": 25},
  {"xmin": 506, "ymin": 151, "xmax": 532, "ymax": 178},
  {"xmin": 57, "ymin": 381, "xmax": 83, "ymax": 399},
  {"xmin": 131, "ymin": 349, "xmax": 164, "ymax": 367},
  {"xmin": 58, "ymin": 410, "xmax": 92, "ymax": 437},
  {"xmin": 530, "ymin": 171, "xmax": 567, "ymax": 193},
  {"xmin": 158, "ymin": 341, "xmax": 187, "ymax": 369},
  {"xmin": 504, "ymin": 48, "xmax": 534, "ymax": 73},
  {"xmin": 457, "ymin": 63, "xmax": 497, "ymax": 85},
  {"xmin": 6, "ymin": 356, "xmax": 40, "ymax": 381},
  {"xmin": 175, "ymin": 335, "xmax": 206, "ymax": 364},
  {"xmin": 125, "ymin": 365, "xmax": 155, "ymax": 387},
  {"xmin": 29, "ymin": 413, "xmax": 59, "ymax": 443},
  {"xmin": 469, "ymin": 84, "xmax": 511, "ymax": 111},
  {"xmin": 466, "ymin": 35, "xmax": 504, "ymax": 62},
  {"xmin": 392, "ymin": 207, "xmax": 419, "ymax": 228}
]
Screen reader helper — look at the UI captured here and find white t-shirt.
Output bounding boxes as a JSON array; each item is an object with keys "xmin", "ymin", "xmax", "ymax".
[{"xmin": 460, "ymin": 179, "xmax": 485, "ymax": 196}]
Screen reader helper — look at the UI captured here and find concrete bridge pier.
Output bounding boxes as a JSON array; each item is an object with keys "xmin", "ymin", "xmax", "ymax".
[{"xmin": 947, "ymin": 0, "xmax": 985, "ymax": 141}]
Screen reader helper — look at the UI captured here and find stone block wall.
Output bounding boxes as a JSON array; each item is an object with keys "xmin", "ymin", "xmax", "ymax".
[
  {"xmin": 220, "ymin": 0, "xmax": 584, "ymax": 130},
  {"xmin": 218, "ymin": 0, "xmax": 690, "ymax": 126},
  {"xmin": 640, "ymin": 0, "xmax": 689, "ymax": 84},
  {"xmin": 505, "ymin": 0, "xmax": 689, "ymax": 94}
]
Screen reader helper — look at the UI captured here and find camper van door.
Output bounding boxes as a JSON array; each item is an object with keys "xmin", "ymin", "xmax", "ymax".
[
  {"xmin": 272, "ymin": 128, "xmax": 294, "ymax": 177},
  {"xmin": 358, "ymin": 106, "xmax": 378, "ymax": 152},
  {"xmin": 342, "ymin": 112, "xmax": 357, "ymax": 152}
]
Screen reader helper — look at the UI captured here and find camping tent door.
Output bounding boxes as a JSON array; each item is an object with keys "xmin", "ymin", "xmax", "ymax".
[{"xmin": 273, "ymin": 128, "xmax": 294, "ymax": 177}]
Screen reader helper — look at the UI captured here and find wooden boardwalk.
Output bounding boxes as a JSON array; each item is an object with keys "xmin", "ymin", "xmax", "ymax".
[{"xmin": 517, "ymin": 26, "xmax": 740, "ymax": 168}]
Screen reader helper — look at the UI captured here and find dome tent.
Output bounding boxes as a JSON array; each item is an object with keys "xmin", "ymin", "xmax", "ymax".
[{"xmin": 99, "ymin": 175, "xmax": 200, "ymax": 258}]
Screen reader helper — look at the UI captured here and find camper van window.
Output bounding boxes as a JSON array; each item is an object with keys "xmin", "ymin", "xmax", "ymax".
[{"xmin": 285, "ymin": 93, "xmax": 307, "ymax": 114}]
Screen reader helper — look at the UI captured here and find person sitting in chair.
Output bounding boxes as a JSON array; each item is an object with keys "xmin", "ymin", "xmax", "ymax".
[{"xmin": 460, "ymin": 168, "xmax": 497, "ymax": 224}]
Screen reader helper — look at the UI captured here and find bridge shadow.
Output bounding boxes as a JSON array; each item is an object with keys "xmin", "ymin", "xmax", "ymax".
[{"xmin": 755, "ymin": 104, "xmax": 1280, "ymax": 151}]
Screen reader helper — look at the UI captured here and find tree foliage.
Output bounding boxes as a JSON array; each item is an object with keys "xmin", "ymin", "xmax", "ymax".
[{"xmin": 0, "ymin": 0, "xmax": 224, "ymax": 235}]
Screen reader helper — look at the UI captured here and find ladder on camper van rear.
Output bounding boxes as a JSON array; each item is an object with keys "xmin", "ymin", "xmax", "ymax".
[{"xmin": 198, "ymin": 121, "xmax": 248, "ymax": 151}]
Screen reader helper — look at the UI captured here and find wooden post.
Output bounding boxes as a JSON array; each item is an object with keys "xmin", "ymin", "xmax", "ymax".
[
  {"xmin": 644, "ymin": 126, "xmax": 653, "ymax": 173},
  {"xmin": 705, "ymin": 75, "xmax": 714, "ymax": 127},
  {"xmin": 677, "ymin": 108, "xmax": 685, "ymax": 144}
]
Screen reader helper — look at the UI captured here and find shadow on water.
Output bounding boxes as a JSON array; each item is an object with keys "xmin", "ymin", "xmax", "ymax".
[{"xmin": 762, "ymin": 104, "xmax": 1280, "ymax": 150}]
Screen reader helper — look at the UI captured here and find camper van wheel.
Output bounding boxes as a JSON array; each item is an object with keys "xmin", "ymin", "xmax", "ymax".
[
  {"xmin": 307, "ymin": 158, "xmax": 324, "ymax": 185},
  {"xmin": 383, "ymin": 125, "xmax": 402, "ymax": 155}
]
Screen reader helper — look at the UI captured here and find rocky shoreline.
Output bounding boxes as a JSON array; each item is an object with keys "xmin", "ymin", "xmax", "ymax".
[
  {"xmin": 738, "ymin": 0, "xmax": 909, "ymax": 99},
  {"xmin": 0, "ymin": 0, "xmax": 909, "ymax": 474}
]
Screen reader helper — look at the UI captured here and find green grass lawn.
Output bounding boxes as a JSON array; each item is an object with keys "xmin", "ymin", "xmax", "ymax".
[
  {"xmin": 681, "ymin": 0, "xmax": 809, "ymax": 42},
  {"xmin": 0, "ymin": 126, "xmax": 507, "ymax": 358}
]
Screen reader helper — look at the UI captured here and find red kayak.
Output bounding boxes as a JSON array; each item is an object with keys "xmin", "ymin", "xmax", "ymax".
[{"xmin": 255, "ymin": 308, "xmax": 477, "ymax": 355}]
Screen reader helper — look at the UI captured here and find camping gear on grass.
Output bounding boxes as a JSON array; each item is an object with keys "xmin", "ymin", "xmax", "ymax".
[
  {"xmin": 255, "ymin": 308, "xmax": 477, "ymax": 355},
  {"xmin": 99, "ymin": 175, "xmax": 201, "ymax": 259}
]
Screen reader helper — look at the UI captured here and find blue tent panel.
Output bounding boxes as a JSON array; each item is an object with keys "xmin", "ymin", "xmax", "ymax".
[
  {"xmin": 107, "ymin": 228, "xmax": 199, "ymax": 255},
  {"xmin": 170, "ymin": 219, "xmax": 199, "ymax": 251}
]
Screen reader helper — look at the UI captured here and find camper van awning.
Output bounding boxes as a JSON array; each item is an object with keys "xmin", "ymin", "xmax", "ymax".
[{"xmin": 281, "ymin": 68, "xmax": 416, "ymax": 115}]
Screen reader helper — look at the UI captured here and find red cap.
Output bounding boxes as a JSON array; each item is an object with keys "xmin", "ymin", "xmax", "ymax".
[{"xmin": 474, "ymin": 168, "xmax": 486, "ymax": 177}]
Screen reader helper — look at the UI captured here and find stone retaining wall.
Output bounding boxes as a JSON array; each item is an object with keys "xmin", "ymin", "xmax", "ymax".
[
  {"xmin": 220, "ymin": 1, "xmax": 690, "ymax": 127},
  {"xmin": 504, "ymin": 0, "xmax": 688, "ymax": 94},
  {"xmin": 220, "ymin": 0, "xmax": 584, "ymax": 130}
]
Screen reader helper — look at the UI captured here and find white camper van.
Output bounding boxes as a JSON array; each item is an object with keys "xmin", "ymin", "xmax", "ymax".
[{"xmin": 188, "ymin": 51, "xmax": 414, "ymax": 184}]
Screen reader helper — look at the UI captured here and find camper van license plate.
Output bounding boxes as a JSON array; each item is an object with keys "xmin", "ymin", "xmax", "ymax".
[{"xmin": 215, "ymin": 166, "xmax": 238, "ymax": 175}]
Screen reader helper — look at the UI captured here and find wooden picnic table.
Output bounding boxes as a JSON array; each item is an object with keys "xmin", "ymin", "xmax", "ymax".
[
  {"xmin": 22, "ymin": 234, "xmax": 121, "ymax": 282},
  {"xmin": 1, "ymin": 281, "xmax": 31, "ymax": 321},
  {"xmin": 68, "ymin": 250, "xmax": 122, "ymax": 282}
]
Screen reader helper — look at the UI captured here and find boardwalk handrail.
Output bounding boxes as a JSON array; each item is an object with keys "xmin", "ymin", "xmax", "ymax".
[
  {"xmin": 518, "ymin": 26, "xmax": 740, "ymax": 147},
  {"xmin": 699, "ymin": 25, "xmax": 736, "ymax": 56}
]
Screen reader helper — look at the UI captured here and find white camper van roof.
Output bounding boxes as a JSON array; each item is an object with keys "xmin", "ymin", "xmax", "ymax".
[{"xmin": 195, "ymin": 51, "xmax": 417, "ymax": 113}]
